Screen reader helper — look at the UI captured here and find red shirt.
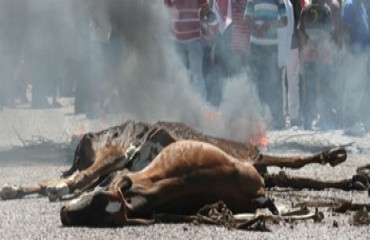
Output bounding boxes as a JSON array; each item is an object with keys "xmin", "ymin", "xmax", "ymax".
[
  {"xmin": 230, "ymin": 0, "xmax": 250, "ymax": 52},
  {"xmin": 165, "ymin": 0, "xmax": 209, "ymax": 41},
  {"xmin": 301, "ymin": 0, "xmax": 306, "ymax": 7}
]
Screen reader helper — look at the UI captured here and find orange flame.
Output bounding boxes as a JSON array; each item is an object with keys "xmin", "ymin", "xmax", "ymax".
[
  {"xmin": 247, "ymin": 127, "xmax": 267, "ymax": 146},
  {"xmin": 240, "ymin": 119, "xmax": 267, "ymax": 147},
  {"xmin": 203, "ymin": 109, "xmax": 267, "ymax": 147}
]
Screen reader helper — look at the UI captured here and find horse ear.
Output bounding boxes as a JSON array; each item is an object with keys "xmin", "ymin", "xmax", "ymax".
[
  {"xmin": 84, "ymin": 133, "xmax": 94, "ymax": 140},
  {"xmin": 79, "ymin": 133, "xmax": 94, "ymax": 148},
  {"xmin": 113, "ymin": 131, "xmax": 119, "ymax": 138}
]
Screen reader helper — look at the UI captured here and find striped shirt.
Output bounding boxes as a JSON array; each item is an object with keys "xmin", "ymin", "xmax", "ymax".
[
  {"xmin": 230, "ymin": 0, "xmax": 251, "ymax": 51},
  {"xmin": 165, "ymin": 0, "xmax": 209, "ymax": 41},
  {"xmin": 244, "ymin": 0, "xmax": 287, "ymax": 45}
]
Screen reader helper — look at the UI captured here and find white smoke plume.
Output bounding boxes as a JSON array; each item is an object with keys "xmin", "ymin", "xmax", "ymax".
[
  {"xmin": 88, "ymin": 0, "xmax": 265, "ymax": 142},
  {"xmin": 0, "ymin": 0, "xmax": 266, "ymax": 144}
]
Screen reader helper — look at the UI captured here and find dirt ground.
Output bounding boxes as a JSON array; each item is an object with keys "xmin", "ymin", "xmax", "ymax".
[{"xmin": 0, "ymin": 99, "xmax": 370, "ymax": 240}]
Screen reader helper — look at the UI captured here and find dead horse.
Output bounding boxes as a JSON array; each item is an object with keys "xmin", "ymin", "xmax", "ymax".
[
  {"xmin": 0, "ymin": 120, "xmax": 366, "ymax": 201},
  {"xmin": 60, "ymin": 140, "xmax": 279, "ymax": 227}
]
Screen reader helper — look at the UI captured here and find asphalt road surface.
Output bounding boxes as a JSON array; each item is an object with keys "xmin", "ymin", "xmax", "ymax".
[{"xmin": 0, "ymin": 99, "xmax": 370, "ymax": 239}]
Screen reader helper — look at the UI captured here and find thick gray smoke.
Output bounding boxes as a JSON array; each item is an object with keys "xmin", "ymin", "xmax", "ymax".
[
  {"xmin": 0, "ymin": 0, "xmax": 265, "ymax": 144},
  {"xmin": 91, "ymin": 0, "xmax": 265, "ymax": 142}
]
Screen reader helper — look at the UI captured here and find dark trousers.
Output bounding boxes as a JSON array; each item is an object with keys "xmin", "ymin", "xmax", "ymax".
[
  {"xmin": 301, "ymin": 62, "xmax": 334, "ymax": 129},
  {"xmin": 249, "ymin": 44, "xmax": 284, "ymax": 128}
]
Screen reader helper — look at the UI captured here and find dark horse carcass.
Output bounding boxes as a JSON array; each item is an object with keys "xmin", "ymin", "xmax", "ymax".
[{"xmin": 0, "ymin": 120, "xmax": 368, "ymax": 227}]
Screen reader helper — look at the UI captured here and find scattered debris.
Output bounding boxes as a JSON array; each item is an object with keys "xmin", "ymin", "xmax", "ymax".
[
  {"xmin": 154, "ymin": 201, "xmax": 325, "ymax": 231},
  {"xmin": 333, "ymin": 220, "xmax": 339, "ymax": 228},
  {"xmin": 333, "ymin": 201, "xmax": 370, "ymax": 213},
  {"xmin": 352, "ymin": 207, "xmax": 369, "ymax": 225}
]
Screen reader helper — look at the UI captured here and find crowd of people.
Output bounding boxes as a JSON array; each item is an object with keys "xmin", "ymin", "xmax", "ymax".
[
  {"xmin": 166, "ymin": 0, "xmax": 370, "ymax": 135},
  {"xmin": 0, "ymin": 0, "xmax": 369, "ymax": 136},
  {"xmin": 0, "ymin": 1, "xmax": 83, "ymax": 109},
  {"xmin": 0, "ymin": 1, "xmax": 124, "ymax": 115}
]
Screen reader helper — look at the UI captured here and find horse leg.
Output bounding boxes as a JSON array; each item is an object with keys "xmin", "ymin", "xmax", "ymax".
[
  {"xmin": 0, "ymin": 178, "xmax": 67, "ymax": 200},
  {"xmin": 253, "ymin": 147, "xmax": 347, "ymax": 171},
  {"xmin": 357, "ymin": 164, "xmax": 370, "ymax": 180},
  {"xmin": 264, "ymin": 171, "xmax": 368, "ymax": 191},
  {"xmin": 46, "ymin": 155, "xmax": 128, "ymax": 201}
]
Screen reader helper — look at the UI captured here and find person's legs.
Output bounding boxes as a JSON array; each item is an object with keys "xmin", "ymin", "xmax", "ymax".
[
  {"xmin": 342, "ymin": 53, "xmax": 367, "ymax": 135},
  {"xmin": 215, "ymin": 27, "xmax": 232, "ymax": 77},
  {"xmin": 174, "ymin": 41, "xmax": 189, "ymax": 70},
  {"xmin": 331, "ymin": 51, "xmax": 346, "ymax": 127},
  {"xmin": 188, "ymin": 39, "xmax": 207, "ymax": 100},
  {"xmin": 249, "ymin": 44, "xmax": 267, "ymax": 106},
  {"xmin": 315, "ymin": 63, "xmax": 333, "ymax": 130},
  {"xmin": 30, "ymin": 59, "xmax": 50, "ymax": 109},
  {"xmin": 286, "ymin": 47, "xmax": 301, "ymax": 125},
  {"xmin": 301, "ymin": 63, "xmax": 318, "ymax": 130},
  {"xmin": 282, "ymin": 65, "xmax": 290, "ymax": 120},
  {"xmin": 361, "ymin": 51, "xmax": 370, "ymax": 131},
  {"xmin": 84, "ymin": 41, "xmax": 105, "ymax": 118},
  {"xmin": 267, "ymin": 46, "xmax": 285, "ymax": 129},
  {"xmin": 361, "ymin": 79, "xmax": 370, "ymax": 131},
  {"xmin": 249, "ymin": 44, "xmax": 284, "ymax": 129}
]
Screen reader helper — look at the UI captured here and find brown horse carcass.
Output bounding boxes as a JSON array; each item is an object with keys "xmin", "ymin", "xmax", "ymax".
[{"xmin": 0, "ymin": 120, "xmax": 368, "ymax": 227}]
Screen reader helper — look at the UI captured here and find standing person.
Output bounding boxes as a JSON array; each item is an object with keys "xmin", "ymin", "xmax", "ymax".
[
  {"xmin": 77, "ymin": 0, "xmax": 112, "ymax": 117},
  {"xmin": 284, "ymin": 0, "xmax": 303, "ymax": 127},
  {"xmin": 0, "ymin": 0, "xmax": 28, "ymax": 107},
  {"xmin": 211, "ymin": 0, "xmax": 232, "ymax": 78},
  {"xmin": 298, "ymin": 0, "xmax": 334, "ymax": 130},
  {"xmin": 204, "ymin": 0, "xmax": 251, "ymax": 106},
  {"xmin": 27, "ymin": 0, "xmax": 63, "ymax": 109},
  {"xmin": 277, "ymin": 0, "xmax": 294, "ymax": 127},
  {"xmin": 203, "ymin": 0, "xmax": 230, "ymax": 106},
  {"xmin": 164, "ymin": 0, "xmax": 210, "ymax": 100},
  {"xmin": 75, "ymin": 0, "xmax": 125, "ymax": 118},
  {"xmin": 329, "ymin": 0, "xmax": 345, "ymax": 129},
  {"xmin": 360, "ymin": 0, "xmax": 370, "ymax": 132},
  {"xmin": 229, "ymin": 0, "xmax": 251, "ymax": 75},
  {"xmin": 341, "ymin": 0, "xmax": 369, "ymax": 136},
  {"xmin": 244, "ymin": 0, "xmax": 288, "ymax": 130}
]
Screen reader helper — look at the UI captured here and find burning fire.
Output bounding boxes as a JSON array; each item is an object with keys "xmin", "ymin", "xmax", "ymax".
[
  {"xmin": 247, "ymin": 124, "xmax": 267, "ymax": 146},
  {"xmin": 203, "ymin": 109, "xmax": 267, "ymax": 147}
]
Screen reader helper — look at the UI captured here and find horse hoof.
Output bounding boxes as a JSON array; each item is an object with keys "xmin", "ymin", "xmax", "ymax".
[
  {"xmin": 0, "ymin": 183, "xmax": 20, "ymax": 200},
  {"xmin": 351, "ymin": 174, "xmax": 369, "ymax": 191},
  {"xmin": 324, "ymin": 148, "xmax": 347, "ymax": 167},
  {"xmin": 46, "ymin": 183, "xmax": 69, "ymax": 202},
  {"xmin": 357, "ymin": 168, "xmax": 370, "ymax": 180}
]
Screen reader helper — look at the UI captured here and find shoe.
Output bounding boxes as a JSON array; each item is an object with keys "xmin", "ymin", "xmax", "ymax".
[{"xmin": 344, "ymin": 123, "xmax": 365, "ymax": 137}]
